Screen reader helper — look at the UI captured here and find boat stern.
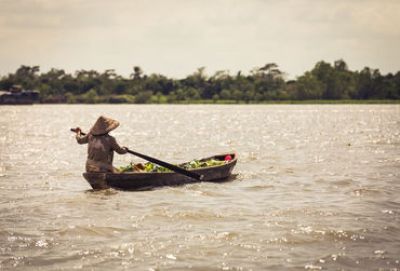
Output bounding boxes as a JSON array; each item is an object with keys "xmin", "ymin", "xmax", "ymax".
[{"xmin": 82, "ymin": 173, "xmax": 109, "ymax": 190}]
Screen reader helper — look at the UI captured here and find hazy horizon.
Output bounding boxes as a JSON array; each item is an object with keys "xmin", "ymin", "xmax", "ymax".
[{"xmin": 1, "ymin": 0, "xmax": 399, "ymax": 79}]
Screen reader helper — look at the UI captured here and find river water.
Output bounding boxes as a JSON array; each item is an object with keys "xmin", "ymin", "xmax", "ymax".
[{"xmin": 0, "ymin": 104, "xmax": 399, "ymax": 270}]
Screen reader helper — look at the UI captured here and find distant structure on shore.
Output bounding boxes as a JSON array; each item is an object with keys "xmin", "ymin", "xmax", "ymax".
[{"xmin": 0, "ymin": 85, "xmax": 39, "ymax": 105}]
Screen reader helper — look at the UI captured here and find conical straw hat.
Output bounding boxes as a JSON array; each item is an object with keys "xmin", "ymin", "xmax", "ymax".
[{"xmin": 90, "ymin": 116, "xmax": 120, "ymax": 135}]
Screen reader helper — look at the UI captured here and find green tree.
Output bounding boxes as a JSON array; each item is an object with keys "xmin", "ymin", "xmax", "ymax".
[
  {"xmin": 75, "ymin": 69, "xmax": 101, "ymax": 94},
  {"xmin": 135, "ymin": 90, "xmax": 153, "ymax": 103},
  {"xmin": 81, "ymin": 88, "xmax": 99, "ymax": 103},
  {"xmin": 39, "ymin": 68, "xmax": 66, "ymax": 96},
  {"xmin": 184, "ymin": 67, "xmax": 208, "ymax": 98},
  {"xmin": 10, "ymin": 65, "xmax": 40, "ymax": 89},
  {"xmin": 250, "ymin": 63, "xmax": 285, "ymax": 100},
  {"xmin": 312, "ymin": 60, "xmax": 356, "ymax": 99},
  {"xmin": 131, "ymin": 66, "xmax": 143, "ymax": 80},
  {"xmin": 220, "ymin": 89, "xmax": 232, "ymax": 100},
  {"xmin": 295, "ymin": 72, "xmax": 324, "ymax": 99}
]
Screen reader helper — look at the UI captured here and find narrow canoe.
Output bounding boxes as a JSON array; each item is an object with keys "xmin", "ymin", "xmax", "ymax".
[{"xmin": 83, "ymin": 152, "xmax": 237, "ymax": 190}]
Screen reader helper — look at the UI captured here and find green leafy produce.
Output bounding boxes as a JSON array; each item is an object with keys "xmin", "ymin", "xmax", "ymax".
[
  {"xmin": 119, "ymin": 158, "xmax": 226, "ymax": 173},
  {"xmin": 180, "ymin": 159, "xmax": 225, "ymax": 170},
  {"xmin": 118, "ymin": 163, "xmax": 133, "ymax": 173},
  {"xmin": 144, "ymin": 162, "xmax": 154, "ymax": 172}
]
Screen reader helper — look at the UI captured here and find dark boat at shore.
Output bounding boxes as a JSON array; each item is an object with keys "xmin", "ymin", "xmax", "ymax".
[
  {"xmin": 83, "ymin": 152, "xmax": 237, "ymax": 190},
  {"xmin": 0, "ymin": 85, "xmax": 39, "ymax": 105}
]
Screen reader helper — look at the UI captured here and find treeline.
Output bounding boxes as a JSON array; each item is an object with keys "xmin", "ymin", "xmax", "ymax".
[{"xmin": 0, "ymin": 59, "xmax": 399, "ymax": 103}]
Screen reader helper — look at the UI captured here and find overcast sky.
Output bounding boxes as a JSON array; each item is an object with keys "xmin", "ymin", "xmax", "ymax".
[{"xmin": 0, "ymin": 0, "xmax": 399, "ymax": 79}]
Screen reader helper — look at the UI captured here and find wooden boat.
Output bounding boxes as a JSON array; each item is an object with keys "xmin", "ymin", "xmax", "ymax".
[{"xmin": 83, "ymin": 152, "xmax": 237, "ymax": 190}]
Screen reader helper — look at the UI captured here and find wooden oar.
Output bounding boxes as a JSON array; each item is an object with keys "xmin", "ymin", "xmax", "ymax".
[{"xmin": 71, "ymin": 128, "xmax": 204, "ymax": 181}]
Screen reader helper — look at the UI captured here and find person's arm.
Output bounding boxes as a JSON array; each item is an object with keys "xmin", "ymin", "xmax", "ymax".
[
  {"xmin": 75, "ymin": 128, "xmax": 89, "ymax": 144},
  {"xmin": 110, "ymin": 136, "xmax": 127, "ymax": 154}
]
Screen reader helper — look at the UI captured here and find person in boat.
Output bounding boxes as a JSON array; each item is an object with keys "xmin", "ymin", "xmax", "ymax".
[{"xmin": 74, "ymin": 116, "xmax": 127, "ymax": 173}]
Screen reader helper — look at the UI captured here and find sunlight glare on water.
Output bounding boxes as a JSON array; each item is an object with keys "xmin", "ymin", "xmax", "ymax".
[{"xmin": 0, "ymin": 104, "xmax": 399, "ymax": 270}]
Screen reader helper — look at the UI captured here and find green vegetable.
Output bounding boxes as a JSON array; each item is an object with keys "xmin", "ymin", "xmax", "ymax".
[
  {"xmin": 119, "ymin": 158, "xmax": 226, "ymax": 173},
  {"xmin": 118, "ymin": 163, "xmax": 133, "ymax": 173}
]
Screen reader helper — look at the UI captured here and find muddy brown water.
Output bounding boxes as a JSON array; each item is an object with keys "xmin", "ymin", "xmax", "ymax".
[{"xmin": 0, "ymin": 104, "xmax": 399, "ymax": 270}]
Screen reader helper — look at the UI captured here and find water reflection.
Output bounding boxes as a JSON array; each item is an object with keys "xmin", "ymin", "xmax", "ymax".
[{"xmin": 0, "ymin": 104, "xmax": 399, "ymax": 270}]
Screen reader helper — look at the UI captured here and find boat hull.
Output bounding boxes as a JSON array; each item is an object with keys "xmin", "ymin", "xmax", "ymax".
[{"xmin": 83, "ymin": 153, "xmax": 237, "ymax": 190}]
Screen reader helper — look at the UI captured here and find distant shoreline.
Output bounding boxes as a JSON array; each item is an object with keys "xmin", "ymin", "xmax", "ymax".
[
  {"xmin": 7, "ymin": 99, "xmax": 398, "ymax": 105},
  {"xmin": 2, "ymin": 61, "xmax": 400, "ymax": 104}
]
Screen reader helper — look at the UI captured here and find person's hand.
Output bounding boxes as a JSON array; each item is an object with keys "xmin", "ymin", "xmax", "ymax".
[
  {"xmin": 122, "ymin": 146, "xmax": 129, "ymax": 151},
  {"xmin": 75, "ymin": 127, "xmax": 81, "ymax": 134}
]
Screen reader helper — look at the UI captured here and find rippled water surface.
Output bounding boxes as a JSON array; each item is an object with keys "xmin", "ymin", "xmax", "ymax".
[{"xmin": 0, "ymin": 104, "xmax": 399, "ymax": 270}]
